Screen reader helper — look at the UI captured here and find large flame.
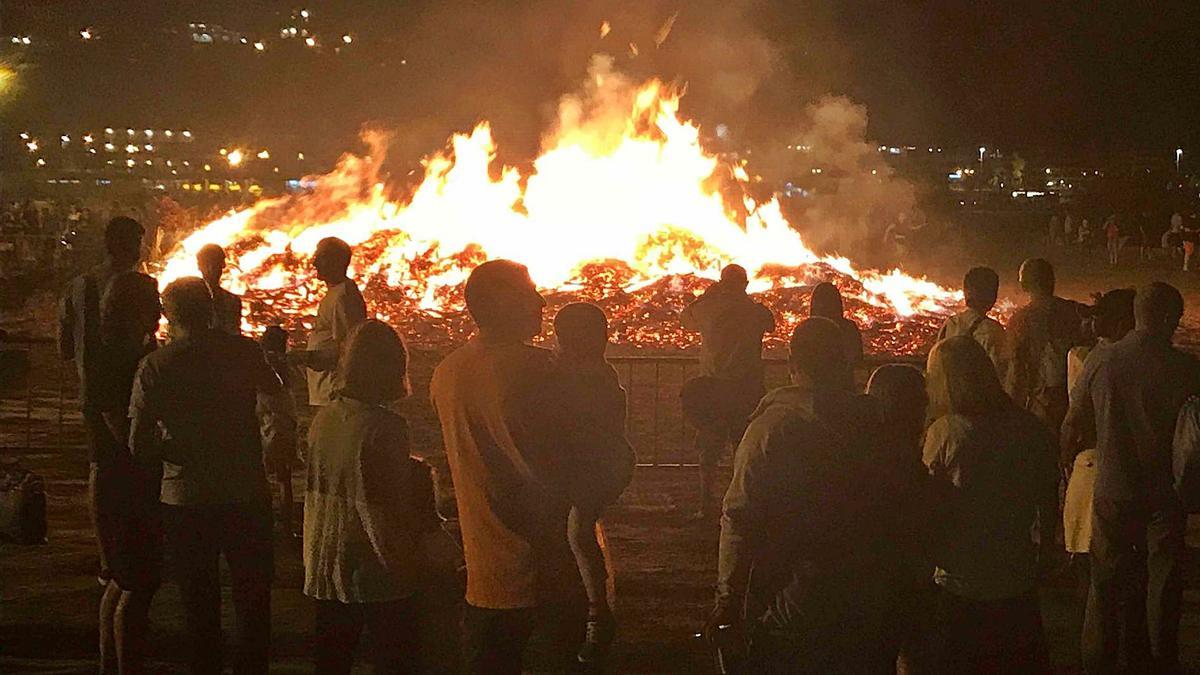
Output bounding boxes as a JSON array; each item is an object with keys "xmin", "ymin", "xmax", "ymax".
[{"xmin": 157, "ymin": 57, "xmax": 964, "ymax": 354}]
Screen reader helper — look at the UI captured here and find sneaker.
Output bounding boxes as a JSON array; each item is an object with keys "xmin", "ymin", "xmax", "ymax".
[{"xmin": 577, "ymin": 614, "xmax": 616, "ymax": 665}]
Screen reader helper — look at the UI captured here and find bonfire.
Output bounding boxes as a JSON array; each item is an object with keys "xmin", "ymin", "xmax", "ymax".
[{"xmin": 154, "ymin": 57, "xmax": 965, "ymax": 355}]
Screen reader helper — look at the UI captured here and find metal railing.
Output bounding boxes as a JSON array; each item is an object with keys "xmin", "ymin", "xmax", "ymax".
[
  {"xmin": 609, "ymin": 354, "xmax": 924, "ymax": 467},
  {"xmin": 0, "ymin": 343, "xmax": 924, "ymax": 467},
  {"xmin": 0, "ymin": 336, "xmax": 69, "ymax": 454}
]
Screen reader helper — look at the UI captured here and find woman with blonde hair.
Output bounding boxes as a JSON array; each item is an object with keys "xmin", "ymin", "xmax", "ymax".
[
  {"xmin": 304, "ymin": 319, "xmax": 437, "ymax": 674},
  {"xmin": 923, "ymin": 336, "xmax": 1058, "ymax": 673}
]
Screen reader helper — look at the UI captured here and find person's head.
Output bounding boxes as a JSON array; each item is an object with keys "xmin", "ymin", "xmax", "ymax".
[
  {"xmin": 719, "ymin": 264, "xmax": 749, "ymax": 292},
  {"xmin": 339, "ymin": 319, "xmax": 409, "ymax": 404},
  {"xmin": 196, "ymin": 244, "xmax": 227, "ymax": 287},
  {"xmin": 1134, "ymin": 282, "xmax": 1184, "ymax": 338},
  {"xmin": 554, "ymin": 302, "xmax": 609, "ymax": 359},
  {"xmin": 313, "ymin": 237, "xmax": 352, "ymax": 284},
  {"xmin": 788, "ymin": 317, "xmax": 850, "ymax": 389},
  {"xmin": 104, "ymin": 216, "xmax": 143, "ymax": 269},
  {"xmin": 464, "ymin": 259, "xmax": 546, "ymax": 342},
  {"xmin": 1092, "ymin": 288, "xmax": 1136, "ymax": 342},
  {"xmin": 261, "ymin": 325, "xmax": 288, "ymax": 354},
  {"xmin": 926, "ymin": 335, "xmax": 1011, "ymax": 419},
  {"xmin": 1018, "ymin": 258, "xmax": 1055, "ymax": 297},
  {"xmin": 867, "ymin": 364, "xmax": 928, "ymax": 451},
  {"xmin": 161, "ymin": 277, "xmax": 214, "ymax": 335},
  {"xmin": 809, "ymin": 282, "xmax": 845, "ymax": 320},
  {"xmin": 963, "ymin": 266, "xmax": 999, "ymax": 314}
]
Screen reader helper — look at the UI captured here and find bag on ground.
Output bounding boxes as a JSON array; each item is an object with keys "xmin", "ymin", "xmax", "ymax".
[{"xmin": 0, "ymin": 467, "xmax": 47, "ymax": 544}]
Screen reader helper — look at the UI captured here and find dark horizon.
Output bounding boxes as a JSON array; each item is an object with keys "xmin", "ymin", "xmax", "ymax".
[{"xmin": 2, "ymin": 0, "xmax": 1199, "ymax": 160}]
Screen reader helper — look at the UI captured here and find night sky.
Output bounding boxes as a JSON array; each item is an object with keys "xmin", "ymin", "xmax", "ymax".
[{"xmin": 3, "ymin": 0, "xmax": 1199, "ymax": 157}]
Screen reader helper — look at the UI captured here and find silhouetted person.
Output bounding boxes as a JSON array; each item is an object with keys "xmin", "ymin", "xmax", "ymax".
[
  {"xmin": 305, "ymin": 320, "xmax": 437, "ymax": 675},
  {"xmin": 258, "ymin": 326, "xmax": 298, "ymax": 537},
  {"xmin": 196, "ymin": 243, "xmax": 242, "ymax": 335},
  {"xmin": 1005, "ymin": 258, "xmax": 1084, "ymax": 432},
  {"xmin": 924, "ymin": 336, "xmax": 1057, "ymax": 673},
  {"xmin": 292, "ymin": 237, "xmax": 367, "ymax": 406},
  {"xmin": 709, "ymin": 318, "xmax": 900, "ymax": 672},
  {"xmin": 553, "ymin": 302, "xmax": 636, "ymax": 666},
  {"xmin": 129, "ymin": 277, "xmax": 285, "ymax": 675},
  {"xmin": 936, "ymin": 266, "xmax": 1005, "ymax": 375},
  {"xmin": 58, "ymin": 217, "xmax": 161, "ymax": 675},
  {"xmin": 809, "ymin": 282, "xmax": 864, "ymax": 372},
  {"xmin": 866, "ymin": 364, "xmax": 938, "ymax": 673},
  {"xmin": 680, "ymin": 264, "xmax": 775, "ymax": 519},
  {"xmin": 431, "ymin": 260, "xmax": 592, "ymax": 674},
  {"xmin": 1063, "ymin": 283, "xmax": 1199, "ymax": 673}
]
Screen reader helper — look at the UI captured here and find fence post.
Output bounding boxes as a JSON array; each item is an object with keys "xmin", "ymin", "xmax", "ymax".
[
  {"xmin": 58, "ymin": 348, "xmax": 65, "ymax": 453},
  {"xmin": 25, "ymin": 340, "xmax": 33, "ymax": 450}
]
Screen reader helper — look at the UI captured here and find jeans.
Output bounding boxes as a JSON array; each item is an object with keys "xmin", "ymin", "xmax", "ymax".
[
  {"xmin": 461, "ymin": 602, "xmax": 584, "ymax": 675},
  {"xmin": 684, "ymin": 377, "xmax": 763, "ymax": 513},
  {"xmin": 163, "ymin": 502, "xmax": 274, "ymax": 675},
  {"xmin": 1082, "ymin": 498, "xmax": 1185, "ymax": 674},
  {"xmin": 568, "ymin": 507, "xmax": 612, "ymax": 617},
  {"xmin": 314, "ymin": 598, "xmax": 421, "ymax": 674}
]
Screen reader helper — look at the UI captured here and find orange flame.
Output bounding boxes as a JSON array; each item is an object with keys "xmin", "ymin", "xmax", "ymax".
[{"xmin": 157, "ymin": 57, "xmax": 964, "ymax": 353}]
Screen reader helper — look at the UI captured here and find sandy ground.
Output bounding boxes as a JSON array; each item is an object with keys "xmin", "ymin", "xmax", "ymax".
[{"xmin": 6, "ymin": 240, "xmax": 1200, "ymax": 673}]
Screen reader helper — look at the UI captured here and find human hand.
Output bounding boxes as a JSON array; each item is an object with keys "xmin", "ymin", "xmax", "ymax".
[
  {"xmin": 703, "ymin": 603, "xmax": 742, "ymax": 647},
  {"xmin": 703, "ymin": 604, "xmax": 747, "ymax": 674}
]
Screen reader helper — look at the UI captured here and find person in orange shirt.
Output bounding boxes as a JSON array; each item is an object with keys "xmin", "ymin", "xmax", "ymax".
[{"xmin": 431, "ymin": 260, "xmax": 597, "ymax": 674}]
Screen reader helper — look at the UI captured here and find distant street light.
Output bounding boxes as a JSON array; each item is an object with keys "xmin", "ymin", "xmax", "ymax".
[
  {"xmin": 227, "ymin": 149, "xmax": 244, "ymax": 167},
  {"xmin": 1177, "ymin": 148, "xmax": 1184, "ymax": 174}
]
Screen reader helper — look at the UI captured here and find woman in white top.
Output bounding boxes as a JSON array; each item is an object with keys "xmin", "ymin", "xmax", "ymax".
[
  {"xmin": 1063, "ymin": 290, "xmax": 1136, "ymax": 556},
  {"xmin": 304, "ymin": 320, "xmax": 438, "ymax": 674},
  {"xmin": 924, "ymin": 336, "xmax": 1058, "ymax": 672}
]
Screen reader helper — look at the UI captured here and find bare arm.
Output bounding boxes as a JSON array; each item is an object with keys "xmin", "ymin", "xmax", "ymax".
[
  {"xmin": 128, "ymin": 359, "xmax": 160, "ymax": 469},
  {"xmin": 1060, "ymin": 359, "xmax": 1097, "ymax": 470},
  {"xmin": 680, "ymin": 294, "xmax": 708, "ymax": 332},
  {"xmin": 759, "ymin": 304, "xmax": 776, "ymax": 334}
]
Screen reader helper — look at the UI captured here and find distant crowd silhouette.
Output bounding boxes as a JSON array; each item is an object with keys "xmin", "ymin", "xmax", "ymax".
[{"xmin": 61, "ymin": 215, "xmax": 1200, "ymax": 673}]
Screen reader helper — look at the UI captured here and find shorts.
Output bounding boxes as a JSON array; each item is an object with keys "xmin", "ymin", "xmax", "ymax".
[
  {"xmin": 681, "ymin": 376, "xmax": 764, "ymax": 432},
  {"xmin": 87, "ymin": 410, "xmax": 163, "ymax": 592},
  {"xmin": 91, "ymin": 462, "xmax": 163, "ymax": 591}
]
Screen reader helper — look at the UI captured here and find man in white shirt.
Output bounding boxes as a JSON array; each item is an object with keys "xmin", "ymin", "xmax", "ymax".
[
  {"xmin": 292, "ymin": 237, "xmax": 367, "ymax": 406},
  {"xmin": 936, "ymin": 266, "xmax": 1006, "ymax": 375},
  {"xmin": 197, "ymin": 244, "xmax": 242, "ymax": 335}
]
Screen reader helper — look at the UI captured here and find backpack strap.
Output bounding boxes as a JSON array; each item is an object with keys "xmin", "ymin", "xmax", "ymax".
[{"xmin": 965, "ymin": 314, "xmax": 986, "ymax": 338}]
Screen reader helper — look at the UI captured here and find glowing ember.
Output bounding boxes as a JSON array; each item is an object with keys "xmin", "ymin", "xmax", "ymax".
[{"xmin": 155, "ymin": 57, "xmax": 965, "ymax": 355}]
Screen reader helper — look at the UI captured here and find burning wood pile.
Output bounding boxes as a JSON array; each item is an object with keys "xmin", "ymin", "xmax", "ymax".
[{"xmin": 153, "ymin": 59, "xmax": 963, "ymax": 355}]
